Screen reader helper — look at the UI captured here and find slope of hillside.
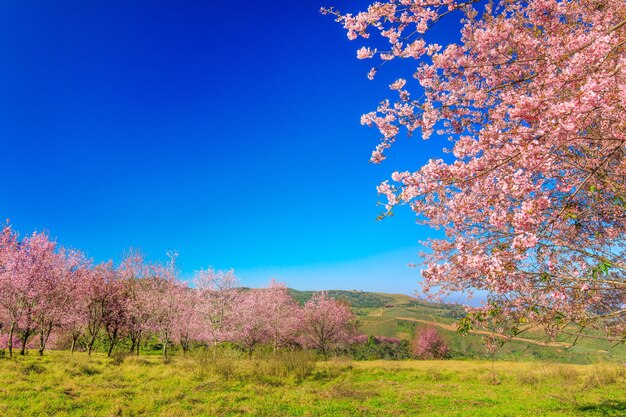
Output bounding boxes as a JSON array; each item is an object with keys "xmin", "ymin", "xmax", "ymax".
[
  {"xmin": 287, "ymin": 289, "xmax": 414, "ymax": 308},
  {"xmin": 289, "ymin": 289, "xmax": 626, "ymax": 364}
]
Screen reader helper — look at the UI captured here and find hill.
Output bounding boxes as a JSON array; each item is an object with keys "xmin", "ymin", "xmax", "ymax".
[
  {"xmin": 290, "ymin": 288, "xmax": 626, "ymax": 364},
  {"xmin": 288, "ymin": 288, "xmax": 415, "ymax": 308}
]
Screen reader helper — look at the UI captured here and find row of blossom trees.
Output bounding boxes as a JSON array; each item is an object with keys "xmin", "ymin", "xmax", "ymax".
[{"xmin": 0, "ymin": 223, "xmax": 356, "ymax": 358}]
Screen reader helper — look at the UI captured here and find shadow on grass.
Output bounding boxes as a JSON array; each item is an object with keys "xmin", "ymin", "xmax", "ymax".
[{"xmin": 577, "ymin": 400, "xmax": 626, "ymax": 416}]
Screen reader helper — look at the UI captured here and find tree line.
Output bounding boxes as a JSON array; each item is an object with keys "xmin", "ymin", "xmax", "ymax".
[{"xmin": 0, "ymin": 223, "xmax": 357, "ymax": 359}]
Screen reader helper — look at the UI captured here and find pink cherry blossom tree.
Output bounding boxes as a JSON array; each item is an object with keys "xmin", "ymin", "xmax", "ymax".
[
  {"xmin": 194, "ymin": 267, "xmax": 240, "ymax": 347},
  {"xmin": 0, "ymin": 224, "xmax": 21, "ymax": 356},
  {"xmin": 411, "ymin": 327, "xmax": 449, "ymax": 359},
  {"xmin": 148, "ymin": 251, "xmax": 182, "ymax": 360},
  {"xmin": 262, "ymin": 279, "xmax": 300, "ymax": 353},
  {"xmin": 82, "ymin": 261, "xmax": 126, "ymax": 357},
  {"xmin": 298, "ymin": 292, "xmax": 356, "ymax": 359},
  {"xmin": 78, "ymin": 262, "xmax": 112, "ymax": 356},
  {"xmin": 34, "ymin": 247, "xmax": 87, "ymax": 356},
  {"xmin": 119, "ymin": 250, "xmax": 153, "ymax": 355},
  {"xmin": 61, "ymin": 255, "xmax": 95, "ymax": 354},
  {"xmin": 173, "ymin": 285, "xmax": 203, "ymax": 354},
  {"xmin": 102, "ymin": 275, "xmax": 127, "ymax": 357},
  {"xmin": 325, "ymin": 0, "xmax": 626, "ymax": 341},
  {"xmin": 0, "ymin": 227, "xmax": 95, "ymax": 356},
  {"xmin": 12, "ymin": 231, "xmax": 64, "ymax": 356},
  {"xmin": 229, "ymin": 289, "xmax": 271, "ymax": 357}
]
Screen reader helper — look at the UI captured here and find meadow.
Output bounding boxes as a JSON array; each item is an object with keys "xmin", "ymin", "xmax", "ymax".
[{"xmin": 0, "ymin": 351, "xmax": 624, "ymax": 417}]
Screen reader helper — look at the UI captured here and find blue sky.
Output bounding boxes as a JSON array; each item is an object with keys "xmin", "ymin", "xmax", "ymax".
[{"xmin": 0, "ymin": 1, "xmax": 457, "ymax": 296}]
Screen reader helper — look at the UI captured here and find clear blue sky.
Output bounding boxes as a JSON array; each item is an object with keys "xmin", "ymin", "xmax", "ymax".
[{"xmin": 0, "ymin": 1, "xmax": 457, "ymax": 296}]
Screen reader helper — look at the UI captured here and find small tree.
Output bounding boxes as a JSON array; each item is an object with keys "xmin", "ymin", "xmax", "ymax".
[
  {"xmin": 148, "ymin": 251, "xmax": 181, "ymax": 361},
  {"xmin": 0, "ymin": 224, "xmax": 21, "ymax": 357},
  {"xmin": 101, "ymin": 269, "xmax": 126, "ymax": 357},
  {"xmin": 229, "ymin": 289, "xmax": 270, "ymax": 358},
  {"xmin": 411, "ymin": 327, "xmax": 448, "ymax": 360},
  {"xmin": 173, "ymin": 286, "xmax": 202, "ymax": 354},
  {"xmin": 298, "ymin": 292, "xmax": 356, "ymax": 359},
  {"xmin": 194, "ymin": 267, "xmax": 239, "ymax": 347},
  {"xmin": 119, "ymin": 249, "xmax": 152, "ymax": 356},
  {"xmin": 262, "ymin": 279, "xmax": 300, "ymax": 353}
]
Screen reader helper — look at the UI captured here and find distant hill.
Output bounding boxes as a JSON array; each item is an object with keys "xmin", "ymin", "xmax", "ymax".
[
  {"xmin": 287, "ymin": 288, "xmax": 414, "ymax": 308},
  {"xmin": 289, "ymin": 288, "xmax": 626, "ymax": 364}
]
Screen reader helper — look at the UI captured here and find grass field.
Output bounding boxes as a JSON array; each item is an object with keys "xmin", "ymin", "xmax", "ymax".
[{"xmin": 0, "ymin": 352, "xmax": 624, "ymax": 416}]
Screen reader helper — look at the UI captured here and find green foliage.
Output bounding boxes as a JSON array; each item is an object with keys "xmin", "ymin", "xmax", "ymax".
[
  {"xmin": 591, "ymin": 259, "xmax": 612, "ymax": 279},
  {"xmin": 348, "ymin": 336, "xmax": 410, "ymax": 360},
  {"xmin": 21, "ymin": 362, "xmax": 46, "ymax": 375}
]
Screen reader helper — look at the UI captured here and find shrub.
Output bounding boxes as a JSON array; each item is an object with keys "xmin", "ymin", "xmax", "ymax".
[
  {"xmin": 349, "ymin": 335, "xmax": 410, "ymax": 360},
  {"xmin": 22, "ymin": 362, "xmax": 46, "ymax": 375},
  {"xmin": 266, "ymin": 350, "xmax": 316, "ymax": 382},
  {"xmin": 584, "ymin": 365, "xmax": 626, "ymax": 388},
  {"xmin": 516, "ymin": 372, "xmax": 540, "ymax": 385},
  {"xmin": 192, "ymin": 347, "xmax": 240, "ymax": 381},
  {"xmin": 191, "ymin": 346, "xmax": 317, "ymax": 383},
  {"xmin": 78, "ymin": 364, "xmax": 101, "ymax": 376},
  {"xmin": 110, "ymin": 352, "xmax": 130, "ymax": 366}
]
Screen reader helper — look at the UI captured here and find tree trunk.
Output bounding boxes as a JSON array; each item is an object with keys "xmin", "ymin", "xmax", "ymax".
[
  {"xmin": 87, "ymin": 336, "xmax": 96, "ymax": 356},
  {"xmin": 107, "ymin": 329, "xmax": 117, "ymax": 357},
  {"xmin": 106, "ymin": 326, "xmax": 119, "ymax": 357},
  {"xmin": 70, "ymin": 335, "xmax": 78, "ymax": 354},
  {"xmin": 8, "ymin": 322, "xmax": 15, "ymax": 358},
  {"xmin": 181, "ymin": 335, "xmax": 189, "ymax": 355},
  {"xmin": 38, "ymin": 326, "xmax": 45, "ymax": 356},
  {"xmin": 20, "ymin": 328, "xmax": 33, "ymax": 356},
  {"xmin": 38, "ymin": 322, "xmax": 54, "ymax": 356}
]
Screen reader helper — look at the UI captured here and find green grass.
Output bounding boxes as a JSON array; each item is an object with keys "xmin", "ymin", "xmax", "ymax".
[{"xmin": 0, "ymin": 352, "xmax": 624, "ymax": 416}]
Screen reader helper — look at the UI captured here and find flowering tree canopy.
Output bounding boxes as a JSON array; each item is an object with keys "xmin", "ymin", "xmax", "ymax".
[
  {"xmin": 411, "ymin": 327, "xmax": 449, "ymax": 359},
  {"xmin": 0, "ymin": 222, "xmax": 365, "ymax": 358},
  {"xmin": 324, "ymin": 0, "xmax": 626, "ymax": 341},
  {"xmin": 298, "ymin": 292, "xmax": 357, "ymax": 358}
]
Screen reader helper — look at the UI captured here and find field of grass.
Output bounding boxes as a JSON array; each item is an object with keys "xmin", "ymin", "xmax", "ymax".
[{"xmin": 0, "ymin": 352, "xmax": 624, "ymax": 416}]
